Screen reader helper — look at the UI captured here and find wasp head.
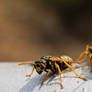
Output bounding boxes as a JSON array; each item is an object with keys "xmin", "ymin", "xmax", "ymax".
[{"xmin": 34, "ymin": 61, "xmax": 46, "ymax": 74}]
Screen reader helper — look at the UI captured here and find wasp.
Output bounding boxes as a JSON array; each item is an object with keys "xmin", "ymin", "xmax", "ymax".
[
  {"xmin": 77, "ymin": 45, "xmax": 92, "ymax": 72},
  {"xmin": 19, "ymin": 56, "xmax": 87, "ymax": 88}
]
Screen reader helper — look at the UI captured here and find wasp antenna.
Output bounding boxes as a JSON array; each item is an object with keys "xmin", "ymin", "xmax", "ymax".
[{"xmin": 18, "ymin": 62, "xmax": 34, "ymax": 66}]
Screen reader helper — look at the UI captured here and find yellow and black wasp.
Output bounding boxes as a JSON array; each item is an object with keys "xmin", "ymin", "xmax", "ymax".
[
  {"xmin": 77, "ymin": 45, "xmax": 92, "ymax": 72},
  {"xmin": 19, "ymin": 56, "xmax": 87, "ymax": 88}
]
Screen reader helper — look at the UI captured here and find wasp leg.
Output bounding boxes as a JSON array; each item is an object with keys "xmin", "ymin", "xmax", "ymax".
[
  {"xmin": 55, "ymin": 63, "xmax": 63, "ymax": 88},
  {"xmin": 26, "ymin": 66, "xmax": 35, "ymax": 77},
  {"xmin": 18, "ymin": 62, "xmax": 33, "ymax": 66},
  {"xmin": 89, "ymin": 54, "xmax": 92, "ymax": 72},
  {"xmin": 77, "ymin": 52, "xmax": 85, "ymax": 60},
  {"xmin": 86, "ymin": 45, "xmax": 89, "ymax": 52},
  {"xmin": 41, "ymin": 70, "xmax": 51, "ymax": 86},
  {"xmin": 77, "ymin": 52, "xmax": 87, "ymax": 63},
  {"xmin": 63, "ymin": 60, "xmax": 87, "ymax": 81},
  {"xmin": 77, "ymin": 45, "xmax": 89, "ymax": 63}
]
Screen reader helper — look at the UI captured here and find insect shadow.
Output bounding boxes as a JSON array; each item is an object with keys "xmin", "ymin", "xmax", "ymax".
[
  {"xmin": 19, "ymin": 72, "xmax": 59, "ymax": 92},
  {"xmin": 72, "ymin": 64, "xmax": 92, "ymax": 92},
  {"xmin": 19, "ymin": 74, "xmax": 44, "ymax": 92},
  {"xmin": 81, "ymin": 64, "xmax": 92, "ymax": 79}
]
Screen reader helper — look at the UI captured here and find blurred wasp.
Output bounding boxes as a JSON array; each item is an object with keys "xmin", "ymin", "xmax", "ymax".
[
  {"xmin": 19, "ymin": 56, "xmax": 87, "ymax": 88},
  {"xmin": 77, "ymin": 45, "xmax": 92, "ymax": 72}
]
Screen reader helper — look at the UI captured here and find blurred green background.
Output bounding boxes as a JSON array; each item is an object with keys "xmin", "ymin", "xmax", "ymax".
[{"xmin": 0, "ymin": 0, "xmax": 92, "ymax": 61}]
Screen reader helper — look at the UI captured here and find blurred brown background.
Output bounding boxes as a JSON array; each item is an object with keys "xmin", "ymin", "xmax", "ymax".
[{"xmin": 0, "ymin": 0, "xmax": 92, "ymax": 61}]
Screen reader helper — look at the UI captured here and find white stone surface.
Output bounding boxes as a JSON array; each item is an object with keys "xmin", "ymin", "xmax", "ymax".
[{"xmin": 0, "ymin": 62, "xmax": 92, "ymax": 92}]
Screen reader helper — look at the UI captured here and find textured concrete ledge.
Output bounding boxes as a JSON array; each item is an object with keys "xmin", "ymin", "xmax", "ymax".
[{"xmin": 0, "ymin": 62, "xmax": 92, "ymax": 92}]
